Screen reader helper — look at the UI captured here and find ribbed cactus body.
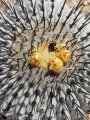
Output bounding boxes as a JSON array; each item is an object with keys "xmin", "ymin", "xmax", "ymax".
[{"xmin": 0, "ymin": 0, "xmax": 90, "ymax": 120}]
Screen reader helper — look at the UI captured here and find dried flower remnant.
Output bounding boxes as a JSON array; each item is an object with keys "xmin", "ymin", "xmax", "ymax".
[{"xmin": 29, "ymin": 41, "xmax": 71, "ymax": 73}]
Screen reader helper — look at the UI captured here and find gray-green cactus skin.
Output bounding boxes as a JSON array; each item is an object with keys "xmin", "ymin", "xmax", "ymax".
[{"xmin": 0, "ymin": 0, "xmax": 90, "ymax": 120}]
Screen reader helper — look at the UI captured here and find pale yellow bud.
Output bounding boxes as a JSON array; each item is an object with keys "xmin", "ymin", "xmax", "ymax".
[
  {"xmin": 29, "ymin": 52, "xmax": 42, "ymax": 67},
  {"xmin": 49, "ymin": 57, "xmax": 64, "ymax": 73}
]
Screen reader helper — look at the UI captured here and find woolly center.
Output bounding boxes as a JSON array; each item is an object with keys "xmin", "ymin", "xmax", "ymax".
[{"xmin": 28, "ymin": 41, "xmax": 71, "ymax": 73}]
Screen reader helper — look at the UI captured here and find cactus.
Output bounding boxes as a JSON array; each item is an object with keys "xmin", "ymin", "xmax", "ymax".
[{"xmin": 0, "ymin": 0, "xmax": 90, "ymax": 120}]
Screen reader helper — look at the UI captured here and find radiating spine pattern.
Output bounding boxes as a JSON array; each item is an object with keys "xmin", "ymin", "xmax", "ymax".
[{"xmin": 0, "ymin": 0, "xmax": 90, "ymax": 120}]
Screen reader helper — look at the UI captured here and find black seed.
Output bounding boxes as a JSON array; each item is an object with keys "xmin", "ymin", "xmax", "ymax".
[{"xmin": 48, "ymin": 42, "xmax": 56, "ymax": 52}]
